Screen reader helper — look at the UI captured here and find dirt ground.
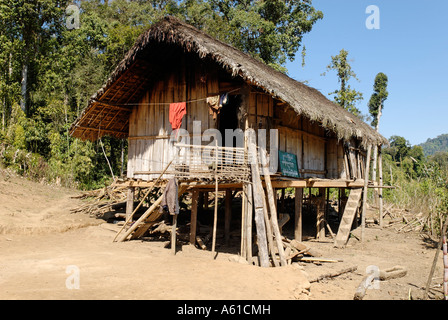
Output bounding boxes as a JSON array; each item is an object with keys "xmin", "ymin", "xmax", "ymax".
[{"xmin": 0, "ymin": 170, "xmax": 445, "ymax": 300}]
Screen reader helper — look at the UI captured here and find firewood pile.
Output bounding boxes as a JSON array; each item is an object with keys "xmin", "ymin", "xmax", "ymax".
[
  {"xmin": 382, "ymin": 204, "xmax": 429, "ymax": 233},
  {"xmin": 70, "ymin": 184, "xmax": 129, "ymax": 218}
]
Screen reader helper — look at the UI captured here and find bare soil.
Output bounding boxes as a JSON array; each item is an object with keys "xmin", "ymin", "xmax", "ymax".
[{"xmin": 0, "ymin": 170, "xmax": 445, "ymax": 300}]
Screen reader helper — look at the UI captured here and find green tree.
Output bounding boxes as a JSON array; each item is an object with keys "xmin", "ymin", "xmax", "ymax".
[
  {"xmin": 368, "ymin": 72, "xmax": 389, "ymax": 185},
  {"xmin": 368, "ymin": 72, "xmax": 389, "ymax": 129},
  {"xmin": 322, "ymin": 49, "xmax": 363, "ymax": 116},
  {"xmin": 180, "ymin": 0, "xmax": 323, "ymax": 72},
  {"xmin": 0, "ymin": 0, "xmax": 325, "ymax": 188}
]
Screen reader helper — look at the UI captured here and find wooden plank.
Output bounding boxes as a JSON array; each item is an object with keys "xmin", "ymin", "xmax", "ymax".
[
  {"xmin": 248, "ymin": 131, "xmax": 270, "ymax": 268},
  {"xmin": 294, "ymin": 188, "xmax": 303, "ymax": 241},
  {"xmin": 225, "ymin": 189, "xmax": 232, "ymax": 245},
  {"xmin": 316, "ymin": 188, "xmax": 326, "ymax": 240},
  {"xmin": 117, "ymin": 193, "xmax": 164, "ymax": 242},
  {"xmin": 125, "ymin": 187, "xmax": 135, "ymax": 221},
  {"xmin": 260, "ymin": 147, "xmax": 287, "ymax": 266}
]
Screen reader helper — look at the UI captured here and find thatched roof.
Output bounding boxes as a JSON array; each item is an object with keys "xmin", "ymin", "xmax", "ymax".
[{"xmin": 70, "ymin": 16, "xmax": 387, "ymax": 147}]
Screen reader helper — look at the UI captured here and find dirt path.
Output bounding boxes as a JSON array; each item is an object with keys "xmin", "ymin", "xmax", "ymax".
[{"xmin": 0, "ymin": 171, "xmax": 445, "ymax": 300}]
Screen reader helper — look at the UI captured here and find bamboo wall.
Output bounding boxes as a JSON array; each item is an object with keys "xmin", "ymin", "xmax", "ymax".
[
  {"xmin": 126, "ymin": 57, "xmax": 364, "ymax": 181},
  {"xmin": 127, "ymin": 56, "xmax": 219, "ymax": 180}
]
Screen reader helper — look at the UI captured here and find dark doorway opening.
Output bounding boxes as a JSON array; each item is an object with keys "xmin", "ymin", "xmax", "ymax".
[{"xmin": 218, "ymin": 94, "xmax": 241, "ymax": 148}]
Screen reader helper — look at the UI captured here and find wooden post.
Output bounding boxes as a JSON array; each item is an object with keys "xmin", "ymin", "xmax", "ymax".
[
  {"xmin": 126, "ymin": 187, "xmax": 135, "ymax": 221},
  {"xmin": 261, "ymin": 188, "xmax": 279, "ymax": 267},
  {"xmin": 294, "ymin": 188, "xmax": 303, "ymax": 241},
  {"xmin": 190, "ymin": 189, "xmax": 199, "ymax": 245},
  {"xmin": 317, "ymin": 188, "xmax": 326, "ymax": 240},
  {"xmin": 378, "ymin": 147, "xmax": 384, "ymax": 228},
  {"xmin": 211, "ymin": 142, "xmax": 219, "ymax": 259},
  {"xmin": 204, "ymin": 192, "xmax": 209, "ymax": 210},
  {"xmin": 241, "ymin": 183, "xmax": 247, "ymax": 257},
  {"xmin": 248, "ymin": 131, "xmax": 270, "ymax": 267},
  {"xmin": 171, "ymin": 214, "xmax": 177, "ymax": 255},
  {"xmin": 361, "ymin": 144, "xmax": 372, "ymax": 242},
  {"xmin": 245, "ymin": 182, "xmax": 253, "ymax": 262},
  {"xmin": 225, "ymin": 189, "xmax": 232, "ymax": 246},
  {"xmin": 260, "ymin": 147, "xmax": 287, "ymax": 266}
]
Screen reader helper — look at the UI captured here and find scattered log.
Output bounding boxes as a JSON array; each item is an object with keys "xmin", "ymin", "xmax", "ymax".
[
  {"xmin": 196, "ymin": 236, "xmax": 207, "ymax": 250},
  {"xmin": 288, "ymin": 239, "xmax": 323, "ymax": 257},
  {"xmin": 354, "ymin": 272, "xmax": 377, "ymax": 300},
  {"xmin": 297, "ymin": 257, "xmax": 342, "ymax": 263},
  {"xmin": 354, "ymin": 265, "xmax": 407, "ymax": 300},
  {"xmin": 379, "ymin": 266, "xmax": 407, "ymax": 281},
  {"xmin": 310, "ymin": 266, "xmax": 358, "ymax": 283}
]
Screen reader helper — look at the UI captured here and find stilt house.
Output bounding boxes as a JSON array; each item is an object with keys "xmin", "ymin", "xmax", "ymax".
[{"xmin": 70, "ymin": 16, "xmax": 388, "ymax": 265}]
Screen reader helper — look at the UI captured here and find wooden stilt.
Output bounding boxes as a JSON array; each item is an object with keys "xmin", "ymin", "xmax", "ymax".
[
  {"xmin": 204, "ymin": 192, "xmax": 209, "ymax": 210},
  {"xmin": 361, "ymin": 144, "xmax": 372, "ymax": 242},
  {"xmin": 241, "ymin": 183, "xmax": 247, "ymax": 257},
  {"xmin": 245, "ymin": 182, "xmax": 253, "ymax": 262},
  {"xmin": 190, "ymin": 189, "xmax": 199, "ymax": 245},
  {"xmin": 294, "ymin": 188, "xmax": 303, "ymax": 241},
  {"xmin": 211, "ymin": 140, "xmax": 219, "ymax": 259},
  {"xmin": 126, "ymin": 187, "xmax": 135, "ymax": 221},
  {"xmin": 225, "ymin": 189, "xmax": 232, "ymax": 246},
  {"xmin": 378, "ymin": 147, "xmax": 384, "ymax": 228},
  {"xmin": 317, "ymin": 188, "xmax": 326, "ymax": 240},
  {"xmin": 171, "ymin": 214, "xmax": 177, "ymax": 255}
]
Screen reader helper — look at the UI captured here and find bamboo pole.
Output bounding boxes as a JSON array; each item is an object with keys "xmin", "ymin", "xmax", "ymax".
[
  {"xmin": 361, "ymin": 144, "xmax": 372, "ymax": 243},
  {"xmin": 261, "ymin": 188, "xmax": 279, "ymax": 267},
  {"xmin": 247, "ymin": 131, "xmax": 270, "ymax": 268},
  {"xmin": 443, "ymin": 234, "xmax": 448, "ymax": 300},
  {"xmin": 211, "ymin": 141, "xmax": 219, "ymax": 259},
  {"xmin": 260, "ymin": 147, "xmax": 287, "ymax": 266},
  {"xmin": 425, "ymin": 216, "xmax": 448, "ymax": 299},
  {"xmin": 378, "ymin": 147, "xmax": 384, "ymax": 228},
  {"xmin": 246, "ymin": 182, "xmax": 253, "ymax": 262}
]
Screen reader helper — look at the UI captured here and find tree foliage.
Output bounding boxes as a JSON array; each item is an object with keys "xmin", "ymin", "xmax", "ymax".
[
  {"xmin": 322, "ymin": 49, "xmax": 363, "ymax": 116},
  {"xmin": 0, "ymin": 0, "xmax": 323, "ymax": 189},
  {"xmin": 179, "ymin": 0, "xmax": 323, "ymax": 72},
  {"xmin": 368, "ymin": 72, "xmax": 388, "ymax": 129}
]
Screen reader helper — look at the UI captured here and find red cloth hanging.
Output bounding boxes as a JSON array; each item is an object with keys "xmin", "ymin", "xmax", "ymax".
[{"xmin": 169, "ymin": 102, "xmax": 186, "ymax": 131}]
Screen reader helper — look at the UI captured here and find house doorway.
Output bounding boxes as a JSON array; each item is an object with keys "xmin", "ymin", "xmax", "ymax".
[{"xmin": 218, "ymin": 94, "xmax": 241, "ymax": 148}]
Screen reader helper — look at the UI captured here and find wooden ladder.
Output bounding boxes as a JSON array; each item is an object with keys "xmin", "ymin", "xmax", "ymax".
[{"xmin": 334, "ymin": 188, "xmax": 363, "ymax": 248}]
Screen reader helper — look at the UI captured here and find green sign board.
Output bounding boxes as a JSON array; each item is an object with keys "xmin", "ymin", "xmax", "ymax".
[{"xmin": 278, "ymin": 151, "xmax": 300, "ymax": 178}]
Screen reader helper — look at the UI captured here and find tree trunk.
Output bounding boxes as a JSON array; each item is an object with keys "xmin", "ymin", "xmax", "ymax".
[
  {"xmin": 371, "ymin": 104, "xmax": 382, "ymax": 204},
  {"xmin": 20, "ymin": 63, "xmax": 28, "ymax": 114}
]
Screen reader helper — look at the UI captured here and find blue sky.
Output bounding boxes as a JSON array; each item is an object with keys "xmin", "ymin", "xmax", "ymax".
[{"xmin": 286, "ymin": 0, "xmax": 448, "ymax": 146}]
